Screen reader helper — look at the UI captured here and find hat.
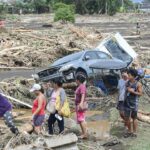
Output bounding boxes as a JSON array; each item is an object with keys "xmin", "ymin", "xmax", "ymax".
[{"xmin": 30, "ymin": 84, "xmax": 41, "ymax": 92}]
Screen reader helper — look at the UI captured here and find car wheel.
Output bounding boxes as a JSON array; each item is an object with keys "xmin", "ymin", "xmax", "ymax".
[{"xmin": 75, "ymin": 71, "xmax": 87, "ymax": 79}]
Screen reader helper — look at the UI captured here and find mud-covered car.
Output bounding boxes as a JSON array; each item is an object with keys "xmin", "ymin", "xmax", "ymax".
[
  {"xmin": 34, "ymin": 33, "xmax": 137, "ymax": 82},
  {"xmin": 34, "ymin": 50, "xmax": 126, "ymax": 82}
]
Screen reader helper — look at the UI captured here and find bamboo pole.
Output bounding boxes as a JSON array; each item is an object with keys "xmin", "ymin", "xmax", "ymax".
[{"xmin": 1, "ymin": 93, "xmax": 32, "ymax": 108}]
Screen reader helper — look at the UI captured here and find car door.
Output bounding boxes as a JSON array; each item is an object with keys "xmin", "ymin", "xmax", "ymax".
[{"xmin": 83, "ymin": 51, "xmax": 100, "ymax": 76}]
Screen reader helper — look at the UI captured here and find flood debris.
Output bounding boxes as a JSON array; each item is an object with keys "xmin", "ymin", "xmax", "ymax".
[
  {"xmin": 0, "ymin": 22, "xmax": 103, "ymax": 68},
  {"xmin": 4, "ymin": 133, "xmax": 78, "ymax": 150}
]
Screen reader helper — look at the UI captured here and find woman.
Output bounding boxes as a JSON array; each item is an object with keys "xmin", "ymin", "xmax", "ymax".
[
  {"xmin": 48, "ymin": 79, "xmax": 66, "ymax": 135},
  {"xmin": 0, "ymin": 92, "xmax": 19, "ymax": 135},
  {"xmin": 30, "ymin": 84, "xmax": 46, "ymax": 134},
  {"xmin": 75, "ymin": 75, "xmax": 88, "ymax": 139}
]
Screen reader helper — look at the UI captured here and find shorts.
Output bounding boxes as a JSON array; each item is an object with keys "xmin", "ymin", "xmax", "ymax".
[
  {"xmin": 76, "ymin": 110, "xmax": 85, "ymax": 123},
  {"xmin": 33, "ymin": 115, "xmax": 45, "ymax": 127},
  {"xmin": 117, "ymin": 101, "xmax": 124, "ymax": 111},
  {"xmin": 124, "ymin": 109, "xmax": 137, "ymax": 119}
]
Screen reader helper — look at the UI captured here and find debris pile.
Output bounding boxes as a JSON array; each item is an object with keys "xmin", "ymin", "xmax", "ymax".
[
  {"xmin": 0, "ymin": 77, "xmax": 34, "ymax": 107},
  {"xmin": 0, "ymin": 22, "xmax": 103, "ymax": 67}
]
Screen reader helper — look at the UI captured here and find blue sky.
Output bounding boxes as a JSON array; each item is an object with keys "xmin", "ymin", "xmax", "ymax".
[{"xmin": 132, "ymin": 0, "xmax": 144, "ymax": 3}]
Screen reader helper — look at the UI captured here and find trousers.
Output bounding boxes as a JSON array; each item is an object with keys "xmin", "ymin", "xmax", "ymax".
[
  {"xmin": 48, "ymin": 112, "xmax": 64, "ymax": 134},
  {"xmin": 3, "ymin": 111, "xmax": 19, "ymax": 134}
]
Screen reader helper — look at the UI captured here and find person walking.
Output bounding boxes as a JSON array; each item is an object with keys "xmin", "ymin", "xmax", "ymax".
[
  {"xmin": 0, "ymin": 92, "xmax": 19, "ymax": 135},
  {"xmin": 75, "ymin": 75, "xmax": 88, "ymax": 139},
  {"xmin": 30, "ymin": 84, "xmax": 46, "ymax": 134},
  {"xmin": 47, "ymin": 79, "xmax": 66, "ymax": 135},
  {"xmin": 124, "ymin": 68, "xmax": 142, "ymax": 138}
]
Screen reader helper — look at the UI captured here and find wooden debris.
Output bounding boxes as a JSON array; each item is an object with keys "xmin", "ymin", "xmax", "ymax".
[{"xmin": 1, "ymin": 93, "xmax": 32, "ymax": 108}]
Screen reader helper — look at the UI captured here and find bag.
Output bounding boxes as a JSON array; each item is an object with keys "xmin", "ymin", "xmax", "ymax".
[
  {"xmin": 55, "ymin": 96, "xmax": 71, "ymax": 118},
  {"xmin": 78, "ymin": 101, "xmax": 88, "ymax": 111},
  {"xmin": 46, "ymin": 101, "xmax": 56, "ymax": 114}
]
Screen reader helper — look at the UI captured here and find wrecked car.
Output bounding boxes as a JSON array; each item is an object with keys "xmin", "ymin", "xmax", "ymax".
[
  {"xmin": 34, "ymin": 50, "xmax": 126, "ymax": 82},
  {"xmin": 34, "ymin": 33, "xmax": 137, "ymax": 83}
]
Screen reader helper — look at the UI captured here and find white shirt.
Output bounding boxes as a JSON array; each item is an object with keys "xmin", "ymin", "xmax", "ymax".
[{"xmin": 117, "ymin": 79, "xmax": 127, "ymax": 101}]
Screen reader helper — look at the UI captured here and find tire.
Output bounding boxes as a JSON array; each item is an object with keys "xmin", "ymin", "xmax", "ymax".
[{"xmin": 75, "ymin": 71, "xmax": 87, "ymax": 79}]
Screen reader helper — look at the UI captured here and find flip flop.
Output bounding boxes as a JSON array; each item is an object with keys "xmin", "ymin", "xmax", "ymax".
[
  {"xmin": 124, "ymin": 132, "xmax": 132, "ymax": 138},
  {"xmin": 78, "ymin": 135, "xmax": 88, "ymax": 139},
  {"xmin": 131, "ymin": 133, "xmax": 137, "ymax": 138}
]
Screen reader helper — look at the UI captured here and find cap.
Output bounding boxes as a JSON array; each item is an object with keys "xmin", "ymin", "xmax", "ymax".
[{"xmin": 30, "ymin": 84, "xmax": 41, "ymax": 92}]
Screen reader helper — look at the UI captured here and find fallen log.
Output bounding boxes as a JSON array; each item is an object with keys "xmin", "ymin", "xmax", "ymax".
[
  {"xmin": 123, "ymin": 35, "xmax": 140, "ymax": 39},
  {"xmin": 0, "ymin": 46, "xmax": 27, "ymax": 53},
  {"xmin": 1, "ymin": 93, "xmax": 32, "ymax": 108},
  {"xmin": 0, "ymin": 67, "xmax": 34, "ymax": 70},
  {"xmin": 70, "ymin": 97, "xmax": 105, "ymax": 101},
  {"xmin": 137, "ymin": 113, "xmax": 150, "ymax": 124},
  {"xmin": 21, "ymin": 33, "xmax": 56, "ymax": 43},
  {"xmin": 138, "ymin": 110, "xmax": 150, "ymax": 116}
]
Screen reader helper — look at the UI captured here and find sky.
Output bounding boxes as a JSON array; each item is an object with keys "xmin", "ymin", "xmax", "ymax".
[{"xmin": 132, "ymin": 0, "xmax": 144, "ymax": 3}]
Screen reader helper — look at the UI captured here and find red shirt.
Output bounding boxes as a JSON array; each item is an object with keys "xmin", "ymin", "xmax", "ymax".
[
  {"xmin": 75, "ymin": 84, "xmax": 86, "ymax": 105},
  {"xmin": 32, "ymin": 98, "xmax": 46, "ymax": 115}
]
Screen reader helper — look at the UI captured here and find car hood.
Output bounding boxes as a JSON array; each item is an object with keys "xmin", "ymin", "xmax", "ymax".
[
  {"xmin": 89, "ymin": 59, "xmax": 127, "ymax": 70},
  {"xmin": 50, "ymin": 51, "xmax": 83, "ymax": 67},
  {"xmin": 96, "ymin": 33, "xmax": 138, "ymax": 66}
]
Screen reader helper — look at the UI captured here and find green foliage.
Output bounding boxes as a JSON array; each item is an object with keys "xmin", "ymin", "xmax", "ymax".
[
  {"xmin": 54, "ymin": 3, "xmax": 75, "ymax": 23},
  {"xmin": 0, "ymin": 0, "xmax": 134, "ymax": 16}
]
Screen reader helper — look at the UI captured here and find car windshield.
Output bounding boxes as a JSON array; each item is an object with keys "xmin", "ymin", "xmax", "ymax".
[
  {"xmin": 104, "ymin": 39, "xmax": 132, "ymax": 65},
  {"xmin": 51, "ymin": 51, "xmax": 83, "ymax": 66}
]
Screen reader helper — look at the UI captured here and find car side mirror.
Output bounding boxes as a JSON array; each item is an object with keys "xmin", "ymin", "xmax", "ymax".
[{"xmin": 85, "ymin": 55, "xmax": 90, "ymax": 61}]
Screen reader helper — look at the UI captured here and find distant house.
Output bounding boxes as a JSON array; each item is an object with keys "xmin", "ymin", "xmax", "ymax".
[{"xmin": 140, "ymin": 2, "xmax": 150, "ymax": 12}]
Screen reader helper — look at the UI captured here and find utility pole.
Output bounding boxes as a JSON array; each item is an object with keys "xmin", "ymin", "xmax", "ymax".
[
  {"xmin": 105, "ymin": 1, "xmax": 108, "ymax": 15},
  {"xmin": 122, "ymin": 0, "xmax": 124, "ymax": 8}
]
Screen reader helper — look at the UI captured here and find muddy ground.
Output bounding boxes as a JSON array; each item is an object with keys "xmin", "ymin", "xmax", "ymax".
[{"xmin": 0, "ymin": 13, "xmax": 150, "ymax": 150}]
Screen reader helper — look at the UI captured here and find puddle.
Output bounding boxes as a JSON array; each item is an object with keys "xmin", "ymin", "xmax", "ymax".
[{"xmin": 86, "ymin": 111, "xmax": 110, "ymax": 140}]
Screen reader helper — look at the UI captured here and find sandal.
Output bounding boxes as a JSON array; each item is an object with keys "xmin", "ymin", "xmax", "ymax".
[
  {"xmin": 78, "ymin": 135, "xmax": 88, "ymax": 139},
  {"xmin": 124, "ymin": 132, "xmax": 132, "ymax": 138},
  {"xmin": 131, "ymin": 133, "xmax": 137, "ymax": 138}
]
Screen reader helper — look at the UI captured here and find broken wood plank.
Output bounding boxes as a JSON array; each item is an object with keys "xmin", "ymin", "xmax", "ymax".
[
  {"xmin": 1, "ymin": 93, "xmax": 32, "ymax": 108},
  {"xmin": 123, "ymin": 35, "xmax": 140, "ymax": 39},
  {"xmin": 0, "ymin": 67, "xmax": 34, "ymax": 70},
  {"xmin": 0, "ymin": 46, "xmax": 27, "ymax": 53},
  {"xmin": 40, "ymin": 133, "xmax": 78, "ymax": 149},
  {"xmin": 21, "ymin": 33, "xmax": 56, "ymax": 43}
]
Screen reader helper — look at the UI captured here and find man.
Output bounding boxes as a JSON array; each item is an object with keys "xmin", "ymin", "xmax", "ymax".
[
  {"xmin": 117, "ymin": 71, "xmax": 128, "ymax": 122},
  {"xmin": 124, "ymin": 68, "xmax": 142, "ymax": 138},
  {"xmin": 0, "ymin": 92, "xmax": 19, "ymax": 135}
]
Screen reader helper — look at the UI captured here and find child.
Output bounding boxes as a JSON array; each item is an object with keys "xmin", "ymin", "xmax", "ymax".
[
  {"xmin": 117, "ymin": 72, "xmax": 128, "ymax": 122},
  {"xmin": 124, "ymin": 69, "xmax": 142, "ymax": 138},
  {"xmin": 75, "ymin": 75, "xmax": 88, "ymax": 139}
]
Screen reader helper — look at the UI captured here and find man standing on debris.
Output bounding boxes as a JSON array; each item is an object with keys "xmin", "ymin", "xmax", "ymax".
[
  {"xmin": 0, "ymin": 92, "xmax": 19, "ymax": 135},
  {"xmin": 117, "ymin": 71, "xmax": 128, "ymax": 123},
  {"xmin": 136, "ymin": 22, "xmax": 140, "ymax": 35},
  {"xmin": 75, "ymin": 74, "xmax": 88, "ymax": 139},
  {"xmin": 124, "ymin": 68, "xmax": 142, "ymax": 138},
  {"xmin": 30, "ymin": 84, "xmax": 46, "ymax": 134}
]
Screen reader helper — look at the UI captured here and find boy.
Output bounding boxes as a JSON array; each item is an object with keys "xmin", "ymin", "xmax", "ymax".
[
  {"xmin": 124, "ymin": 68, "xmax": 142, "ymax": 138},
  {"xmin": 117, "ymin": 72, "xmax": 128, "ymax": 122}
]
